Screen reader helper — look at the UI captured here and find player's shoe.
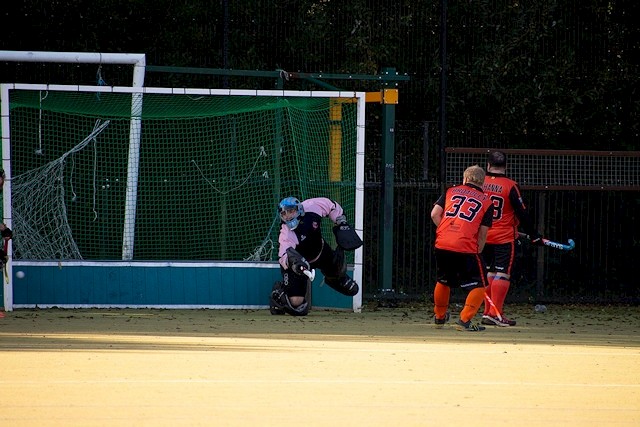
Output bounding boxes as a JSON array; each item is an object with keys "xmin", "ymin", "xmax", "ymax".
[
  {"xmin": 481, "ymin": 314, "xmax": 516, "ymax": 327},
  {"xmin": 433, "ymin": 311, "xmax": 450, "ymax": 328},
  {"xmin": 455, "ymin": 319, "xmax": 486, "ymax": 332}
]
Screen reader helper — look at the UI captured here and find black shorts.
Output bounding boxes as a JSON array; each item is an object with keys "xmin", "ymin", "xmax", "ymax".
[
  {"xmin": 482, "ymin": 241, "xmax": 516, "ymax": 275},
  {"xmin": 435, "ymin": 248, "xmax": 487, "ymax": 290}
]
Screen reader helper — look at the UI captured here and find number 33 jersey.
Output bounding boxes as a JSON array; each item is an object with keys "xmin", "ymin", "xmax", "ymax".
[{"xmin": 434, "ymin": 183, "xmax": 494, "ymax": 253}]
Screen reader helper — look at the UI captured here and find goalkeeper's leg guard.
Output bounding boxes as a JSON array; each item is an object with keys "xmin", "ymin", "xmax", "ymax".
[
  {"xmin": 270, "ymin": 281, "xmax": 310, "ymax": 316},
  {"xmin": 324, "ymin": 275, "xmax": 359, "ymax": 296},
  {"xmin": 269, "ymin": 281, "xmax": 286, "ymax": 315}
]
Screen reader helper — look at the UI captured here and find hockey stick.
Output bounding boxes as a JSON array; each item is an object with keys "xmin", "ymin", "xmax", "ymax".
[
  {"xmin": 301, "ymin": 267, "xmax": 316, "ymax": 281},
  {"xmin": 518, "ymin": 232, "xmax": 575, "ymax": 251},
  {"xmin": 300, "ymin": 266, "xmax": 315, "ymax": 311},
  {"xmin": 484, "ymin": 293, "xmax": 503, "ymax": 322}
]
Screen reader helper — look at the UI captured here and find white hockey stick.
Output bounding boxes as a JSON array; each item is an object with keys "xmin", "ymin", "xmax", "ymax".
[{"xmin": 302, "ymin": 267, "xmax": 316, "ymax": 281}]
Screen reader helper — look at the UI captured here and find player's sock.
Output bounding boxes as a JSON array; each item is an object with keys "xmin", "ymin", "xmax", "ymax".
[
  {"xmin": 490, "ymin": 277, "xmax": 510, "ymax": 316},
  {"xmin": 433, "ymin": 282, "xmax": 450, "ymax": 319},
  {"xmin": 483, "ymin": 275, "xmax": 495, "ymax": 316},
  {"xmin": 460, "ymin": 287, "xmax": 485, "ymax": 323}
]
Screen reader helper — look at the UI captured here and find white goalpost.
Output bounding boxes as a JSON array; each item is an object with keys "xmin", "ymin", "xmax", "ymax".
[
  {"xmin": 0, "ymin": 51, "xmax": 147, "ymax": 311},
  {"xmin": 0, "ymin": 50, "xmax": 147, "ymax": 261},
  {"xmin": 0, "ymin": 50, "xmax": 146, "ymax": 87}
]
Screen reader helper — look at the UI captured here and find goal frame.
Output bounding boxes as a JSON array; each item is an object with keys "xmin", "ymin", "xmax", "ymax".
[{"xmin": 1, "ymin": 83, "xmax": 366, "ymax": 312}]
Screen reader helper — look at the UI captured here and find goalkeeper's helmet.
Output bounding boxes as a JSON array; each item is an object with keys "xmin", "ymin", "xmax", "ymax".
[{"xmin": 279, "ymin": 197, "xmax": 304, "ymax": 230}]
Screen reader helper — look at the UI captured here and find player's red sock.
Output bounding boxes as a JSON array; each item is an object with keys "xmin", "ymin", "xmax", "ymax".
[
  {"xmin": 433, "ymin": 282, "xmax": 450, "ymax": 319},
  {"xmin": 490, "ymin": 277, "xmax": 510, "ymax": 316},
  {"xmin": 460, "ymin": 287, "xmax": 485, "ymax": 323}
]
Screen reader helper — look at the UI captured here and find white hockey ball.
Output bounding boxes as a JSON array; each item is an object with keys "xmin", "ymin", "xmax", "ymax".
[
  {"xmin": 16, "ymin": 271, "xmax": 25, "ymax": 279},
  {"xmin": 534, "ymin": 304, "xmax": 547, "ymax": 313}
]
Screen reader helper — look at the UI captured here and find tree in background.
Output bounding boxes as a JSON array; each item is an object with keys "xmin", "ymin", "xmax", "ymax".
[{"xmin": 0, "ymin": 0, "xmax": 637, "ymax": 152}]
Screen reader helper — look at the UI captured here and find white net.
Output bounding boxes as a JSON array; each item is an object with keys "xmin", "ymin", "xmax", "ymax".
[
  {"xmin": 11, "ymin": 120, "xmax": 111, "ymax": 260},
  {"xmin": 4, "ymin": 85, "xmax": 363, "ymax": 262}
]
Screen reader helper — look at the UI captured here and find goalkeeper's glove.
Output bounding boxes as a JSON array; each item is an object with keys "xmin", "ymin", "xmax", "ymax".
[
  {"xmin": 286, "ymin": 247, "xmax": 311, "ymax": 276},
  {"xmin": 1, "ymin": 226, "xmax": 11, "ymax": 239},
  {"xmin": 335, "ymin": 215, "xmax": 347, "ymax": 226},
  {"xmin": 291, "ymin": 257, "xmax": 311, "ymax": 276}
]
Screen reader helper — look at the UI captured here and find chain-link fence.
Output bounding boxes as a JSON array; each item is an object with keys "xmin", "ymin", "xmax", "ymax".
[{"xmin": 1, "ymin": 0, "xmax": 638, "ymax": 303}]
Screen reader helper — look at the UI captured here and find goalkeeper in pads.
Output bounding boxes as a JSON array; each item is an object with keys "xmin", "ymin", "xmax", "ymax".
[{"xmin": 269, "ymin": 196, "xmax": 362, "ymax": 316}]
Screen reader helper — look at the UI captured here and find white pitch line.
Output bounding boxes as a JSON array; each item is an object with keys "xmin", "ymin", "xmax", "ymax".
[{"xmin": 2, "ymin": 379, "xmax": 639, "ymax": 387}]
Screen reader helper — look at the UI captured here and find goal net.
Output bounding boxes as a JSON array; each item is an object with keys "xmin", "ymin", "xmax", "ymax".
[{"xmin": 1, "ymin": 84, "xmax": 365, "ymax": 263}]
